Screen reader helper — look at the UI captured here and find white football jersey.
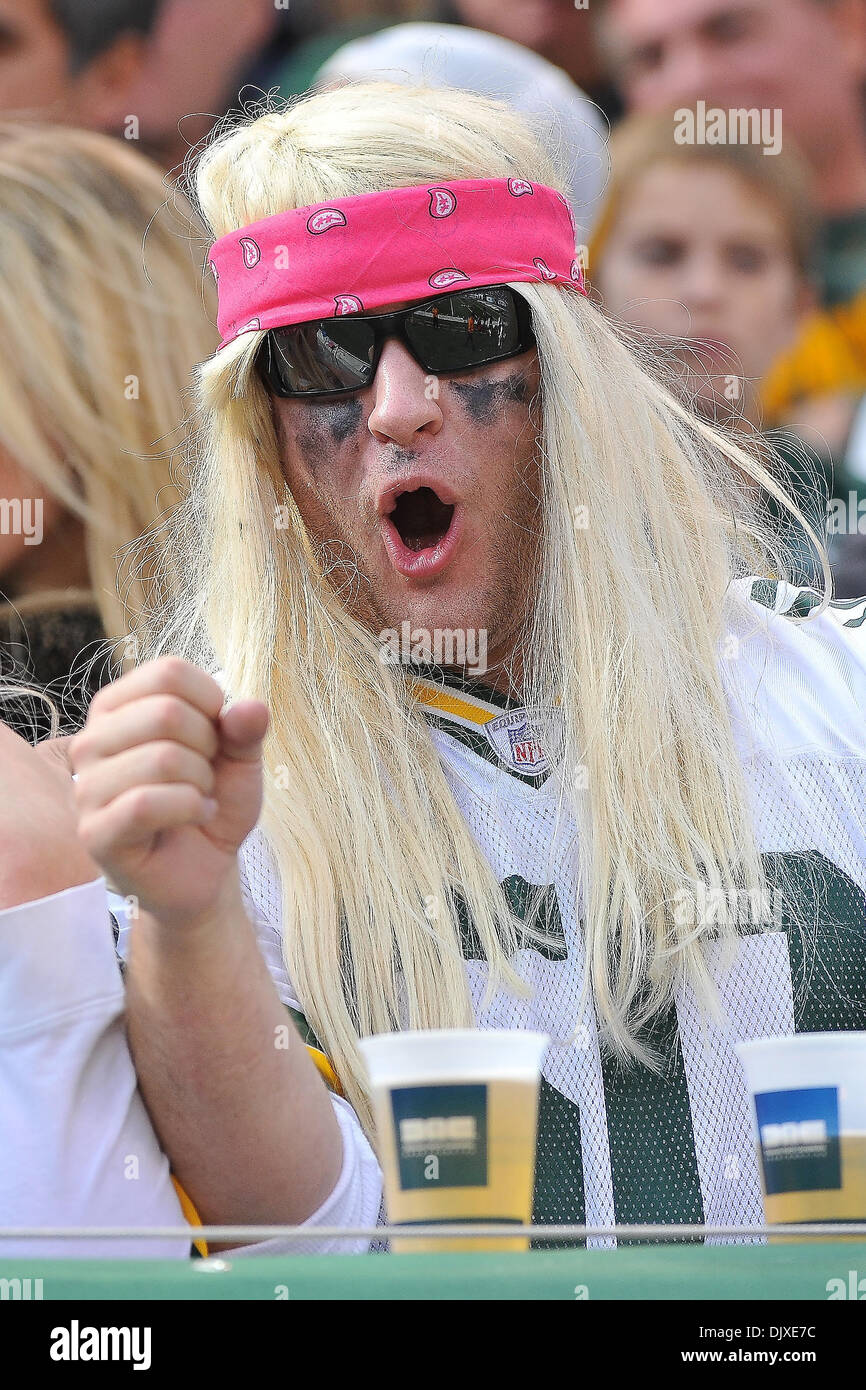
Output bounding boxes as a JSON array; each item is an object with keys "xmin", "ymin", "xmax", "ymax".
[{"xmin": 237, "ymin": 580, "xmax": 866, "ymax": 1245}]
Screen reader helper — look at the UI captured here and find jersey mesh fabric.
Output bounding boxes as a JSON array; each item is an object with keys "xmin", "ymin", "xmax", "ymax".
[{"xmin": 237, "ymin": 584, "xmax": 866, "ymax": 1246}]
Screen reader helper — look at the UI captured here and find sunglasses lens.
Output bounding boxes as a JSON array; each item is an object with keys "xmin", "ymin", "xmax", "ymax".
[
  {"xmin": 265, "ymin": 320, "xmax": 376, "ymax": 394},
  {"xmin": 406, "ymin": 287, "xmax": 523, "ymax": 370},
  {"xmin": 258, "ymin": 286, "xmax": 530, "ymax": 397}
]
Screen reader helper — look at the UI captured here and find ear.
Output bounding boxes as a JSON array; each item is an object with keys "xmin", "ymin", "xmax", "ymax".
[{"xmin": 70, "ymin": 34, "xmax": 150, "ymax": 132}]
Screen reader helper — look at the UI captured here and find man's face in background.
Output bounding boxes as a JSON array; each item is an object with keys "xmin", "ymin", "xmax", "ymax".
[
  {"xmin": 270, "ymin": 296, "xmax": 544, "ymax": 681},
  {"xmin": 0, "ymin": 0, "xmax": 149, "ymax": 130},
  {"xmin": 0, "ymin": 0, "xmax": 69, "ymax": 113},
  {"xmin": 453, "ymin": 0, "xmax": 594, "ymax": 74},
  {"xmin": 601, "ymin": 0, "xmax": 866, "ymax": 170},
  {"xmin": 450, "ymin": 0, "xmax": 612, "ymax": 94}
]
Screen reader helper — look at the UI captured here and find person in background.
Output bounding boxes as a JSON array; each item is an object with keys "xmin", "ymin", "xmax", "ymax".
[
  {"xmin": 0, "ymin": 124, "xmax": 217, "ymax": 735},
  {"xmin": 437, "ymin": 0, "xmax": 622, "ymax": 122},
  {"xmin": 589, "ymin": 109, "xmax": 866, "ymax": 591},
  {"xmin": 206, "ymin": 0, "xmax": 428, "ymax": 117},
  {"xmin": 590, "ymin": 111, "xmax": 816, "ymax": 431},
  {"xmin": 758, "ymin": 286, "xmax": 866, "ymax": 564},
  {"xmin": 597, "ymin": 0, "xmax": 866, "ymax": 310},
  {"xmin": 767, "ymin": 311, "xmax": 866, "ymax": 595},
  {"xmin": 0, "ymin": 0, "xmax": 160, "ymax": 132},
  {"xmin": 119, "ymin": 0, "xmax": 280, "ymax": 171},
  {"xmin": 269, "ymin": 0, "xmax": 621, "ymax": 122},
  {"xmin": 316, "ymin": 22, "xmax": 610, "ymax": 242}
]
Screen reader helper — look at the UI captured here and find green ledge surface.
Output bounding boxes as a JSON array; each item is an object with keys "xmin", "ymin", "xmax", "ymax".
[{"xmin": 2, "ymin": 1241, "xmax": 865, "ymax": 1300}]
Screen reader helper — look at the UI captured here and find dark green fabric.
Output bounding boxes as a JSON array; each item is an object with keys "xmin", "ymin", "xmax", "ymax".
[
  {"xmin": 818, "ymin": 209, "xmax": 866, "ymax": 308},
  {"xmin": 455, "ymin": 875, "xmax": 567, "ymax": 963},
  {"xmin": 531, "ymin": 1078, "xmax": 586, "ymax": 1248},
  {"xmin": 600, "ymin": 1003, "xmax": 704, "ymax": 1242},
  {"xmin": 762, "ymin": 851, "xmax": 866, "ymax": 1034}
]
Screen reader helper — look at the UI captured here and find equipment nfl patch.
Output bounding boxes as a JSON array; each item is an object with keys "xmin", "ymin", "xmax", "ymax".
[{"xmin": 484, "ymin": 708, "xmax": 550, "ymax": 777}]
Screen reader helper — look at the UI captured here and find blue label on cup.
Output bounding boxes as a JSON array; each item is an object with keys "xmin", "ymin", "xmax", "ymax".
[
  {"xmin": 754, "ymin": 1086, "xmax": 841, "ymax": 1195},
  {"xmin": 391, "ymin": 1083, "xmax": 488, "ymax": 1191}
]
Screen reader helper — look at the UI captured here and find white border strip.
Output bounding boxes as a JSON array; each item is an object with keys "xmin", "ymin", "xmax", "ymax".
[{"xmin": 2, "ymin": 1223, "xmax": 866, "ymax": 1242}]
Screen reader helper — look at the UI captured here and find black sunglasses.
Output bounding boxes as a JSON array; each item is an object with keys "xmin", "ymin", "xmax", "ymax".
[{"xmin": 255, "ymin": 284, "xmax": 535, "ymax": 398}]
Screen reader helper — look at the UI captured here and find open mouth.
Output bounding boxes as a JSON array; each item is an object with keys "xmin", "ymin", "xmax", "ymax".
[
  {"xmin": 381, "ymin": 482, "xmax": 462, "ymax": 579},
  {"xmin": 389, "ymin": 486, "xmax": 455, "ymax": 552}
]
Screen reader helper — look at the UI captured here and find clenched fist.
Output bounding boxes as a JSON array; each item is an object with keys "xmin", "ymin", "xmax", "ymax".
[{"xmin": 70, "ymin": 658, "xmax": 269, "ymax": 928}]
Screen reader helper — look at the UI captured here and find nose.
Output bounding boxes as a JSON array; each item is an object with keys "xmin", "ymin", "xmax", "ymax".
[
  {"xmin": 366, "ymin": 337, "xmax": 443, "ymax": 446},
  {"xmin": 677, "ymin": 249, "xmax": 728, "ymax": 317}
]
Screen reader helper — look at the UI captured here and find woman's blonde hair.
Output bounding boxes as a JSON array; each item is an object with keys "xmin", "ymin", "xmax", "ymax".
[
  {"xmin": 0, "ymin": 123, "xmax": 217, "ymax": 656},
  {"xmin": 155, "ymin": 82, "xmax": 826, "ymax": 1132}
]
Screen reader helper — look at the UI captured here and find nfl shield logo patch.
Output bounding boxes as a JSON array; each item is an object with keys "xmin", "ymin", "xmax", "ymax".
[{"xmin": 484, "ymin": 708, "xmax": 550, "ymax": 777}]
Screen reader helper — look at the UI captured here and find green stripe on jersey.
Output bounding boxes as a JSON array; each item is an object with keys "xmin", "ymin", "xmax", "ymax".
[
  {"xmin": 455, "ymin": 875, "xmax": 567, "ymax": 961},
  {"xmin": 531, "ymin": 1078, "xmax": 586, "ymax": 1249},
  {"xmin": 600, "ymin": 1002, "xmax": 705, "ymax": 1242},
  {"xmin": 763, "ymin": 851, "xmax": 866, "ymax": 1032}
]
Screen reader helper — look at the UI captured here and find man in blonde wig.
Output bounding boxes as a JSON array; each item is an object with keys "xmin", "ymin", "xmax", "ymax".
[{"xmin": 72, "ymin": 82, "xmax": 866, "ymax": 1253}]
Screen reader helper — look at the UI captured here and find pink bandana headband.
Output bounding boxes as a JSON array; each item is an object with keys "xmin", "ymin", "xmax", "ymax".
[{"xmin": 208, "ymin": 177, "xmax": 587, "ymax": 349}]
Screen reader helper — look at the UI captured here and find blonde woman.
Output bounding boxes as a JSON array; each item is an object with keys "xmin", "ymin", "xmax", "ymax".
[
  {"xmin": 587, "ymin": 110, "xmax": 832, "ymax": 589},
  {"xmin": 0, "ymin": 123, "xmax": 217, "ymax": 734},
  {"xmin": 72, "ymin": 84, "xmax": 866, "ymax": 1253},
  {"xmin": 588, "ymin": 111, "xmax": 817, "ymax": 430}
]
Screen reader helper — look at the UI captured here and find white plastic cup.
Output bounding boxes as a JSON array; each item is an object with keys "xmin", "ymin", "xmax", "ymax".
[
  {"xmin": 360, "ymin": 1028, "xmax": 549, "ymax": 1253},
  {"xmin": 736, "ymin": 1032, "xmax": 866, "ymax": 1230}
]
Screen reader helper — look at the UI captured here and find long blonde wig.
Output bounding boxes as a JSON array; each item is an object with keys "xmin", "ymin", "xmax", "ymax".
[
  {"xmin": 0, "ymin": 123, "xmax": 217, "ymax": 655},
  {"xmin": 159, "ymin": 83, "xmax": 827, "ymax": 1131}
]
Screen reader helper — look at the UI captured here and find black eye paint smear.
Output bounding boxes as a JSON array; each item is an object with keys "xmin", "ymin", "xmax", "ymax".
[
  {"xmin": 448, "ymin": 371, "xmax": 531, "ymax": 425},
  {"xmin": 308, "ymin": 399, "xmax": 364, "ymax": 446},
  {"xmin": 294, "ymin": 399, "xmax": 364, "ymax": 473}
]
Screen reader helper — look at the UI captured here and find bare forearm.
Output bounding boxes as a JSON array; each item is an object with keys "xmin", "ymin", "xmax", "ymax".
[
  {"xmin": 125, "ymin": 873, "xmax": 342, "ymax": 1227},
  {"xmin": 69, "ymin": 660, "xmax": 346, "ymax": 1232}
]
